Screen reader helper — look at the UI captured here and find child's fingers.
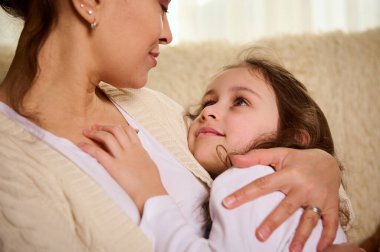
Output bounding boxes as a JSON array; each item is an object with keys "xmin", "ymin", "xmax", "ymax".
[
  {"xmin": 83, "ymin": 128, "xmax": 122, "ymax": 156},
  {"xmin": 92, "ymin": 124, "xmax": 131, "ymax": 148},
  {"xmin": 92, "ymin": 124, "xmax": 141, "ymax": 147},
  {"xmin": 123, "ymin": 125, "xmax": 141, "ymax": 145},
  {"xmin": 78, "ymin": 142, "xmax": 115, "ymax": 173}
]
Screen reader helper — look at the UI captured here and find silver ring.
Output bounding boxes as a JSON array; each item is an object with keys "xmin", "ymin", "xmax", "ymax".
[{"xmin": 305, "ymin": 205, "xmax": 322, "ymax": 217}]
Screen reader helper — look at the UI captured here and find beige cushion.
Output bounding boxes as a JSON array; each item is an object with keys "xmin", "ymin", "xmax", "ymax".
[{"xmin": 147, "ymin": 28, "xmax": 380, "ymax": 249}]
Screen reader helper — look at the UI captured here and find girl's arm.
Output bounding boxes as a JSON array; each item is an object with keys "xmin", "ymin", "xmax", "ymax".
[
  {"xmin": 78, "ymin": 124, "xmax": 213, "ymax": 251},
  {"xmin": 78, "ymin": 124, "xmax": 167, "ymax": 213}
]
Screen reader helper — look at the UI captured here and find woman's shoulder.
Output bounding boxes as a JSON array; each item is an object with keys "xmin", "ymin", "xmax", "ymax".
[{"xmin": 100, "ymin": 83, "xmax": 184, "ymax": 113}]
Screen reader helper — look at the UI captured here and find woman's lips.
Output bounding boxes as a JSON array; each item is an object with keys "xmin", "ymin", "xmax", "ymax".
[
  {"xmin": 197, "ymin": 127, "xmax": 225, "ymax": 137},
  {"xmin": 149, "ymin": 52, "xmax": 159, "ymax": 67}
]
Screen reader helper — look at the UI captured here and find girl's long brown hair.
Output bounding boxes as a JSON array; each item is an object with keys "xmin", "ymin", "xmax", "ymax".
[
  {"xmin": 189, "ymin": 52, "xmax": 335, "ymax": 159},
  {"xmin": 190, "ymin": 53, "xmax": 337, "ymax": 237}
]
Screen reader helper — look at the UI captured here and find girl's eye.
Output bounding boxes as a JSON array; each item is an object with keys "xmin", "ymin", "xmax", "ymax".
[
  {"xmin": 201, "ymin": 99, "xmax": 216, "ymax": 108},
  {"xmin": 233, "ymin": 97, "xmax": 249, "ymax": 106}
]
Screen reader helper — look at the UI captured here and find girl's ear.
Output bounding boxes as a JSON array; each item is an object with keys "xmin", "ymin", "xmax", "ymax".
[
  {"xmin": 296, "ymin": 129, "xmax": 311, "ymax": 146},
  {"xmin": 71, "ymin": 0, "xmax": 101, "ymax": 27}
]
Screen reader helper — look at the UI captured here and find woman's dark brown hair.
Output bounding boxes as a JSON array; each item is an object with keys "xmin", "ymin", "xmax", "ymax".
[{"xmin": 0, "ymin": 0, "xmax": 58, "ymax": 117}]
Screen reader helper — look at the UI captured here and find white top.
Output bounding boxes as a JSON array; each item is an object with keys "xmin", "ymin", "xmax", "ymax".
[
  {"xmin": 0, "ymin": 102, "xmax": 208, "ymax": 238},
  {"xmin": 140, "ymin": 165, "xmax": 347, "ymax": 252}
]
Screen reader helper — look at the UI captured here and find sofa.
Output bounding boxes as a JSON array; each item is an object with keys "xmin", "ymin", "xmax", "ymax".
[
  {"xmin": 146, "ymin": 28, "xmax": 380, "ymax": 251},
  {"xmin": 1, "ymin": 28, "xmax": 379, "ymax": 251}
]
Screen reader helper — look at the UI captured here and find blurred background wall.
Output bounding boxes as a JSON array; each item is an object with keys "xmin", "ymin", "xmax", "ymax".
[{"xmin": 1, "ymin": 0, "xmax": 379, "ymax": 46}]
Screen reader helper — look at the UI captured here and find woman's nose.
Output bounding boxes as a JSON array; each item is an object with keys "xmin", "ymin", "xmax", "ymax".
[{"xmin": 159, "ymin": 14, "xmax": 173, "ymax": 45}]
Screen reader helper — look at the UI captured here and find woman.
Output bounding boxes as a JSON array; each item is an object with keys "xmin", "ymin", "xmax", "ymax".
[{"xmin": 0, "ymin": 0, "xmax": 352, "ymax": 251}]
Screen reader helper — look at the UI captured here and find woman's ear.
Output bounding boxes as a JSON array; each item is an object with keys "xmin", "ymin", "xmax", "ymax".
[{"xmin": 71, "ymin": 0, "xmax": 101, "ymax": 28}]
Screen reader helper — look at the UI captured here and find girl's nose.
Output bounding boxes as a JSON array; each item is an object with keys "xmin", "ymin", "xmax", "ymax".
[{"xmin": 201, "ymin": 106, "xmax": 218, "ymax": 120}]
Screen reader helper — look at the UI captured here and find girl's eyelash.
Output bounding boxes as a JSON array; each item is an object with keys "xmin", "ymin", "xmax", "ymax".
[
  {"xmin": 201, "ymin": 99, "xmax": 215, "ymax": 108},
  {"xmin": 233, "ymin": 96, "xmax": 249, "ymax": 106}
]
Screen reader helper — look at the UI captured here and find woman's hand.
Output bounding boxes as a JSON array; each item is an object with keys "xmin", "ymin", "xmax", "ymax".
[
  {"xmin": 223, "ymin": 148, "xmax": 341, "ymax": 252},
  {"xmin": 78, "ymin": 124, "xmax": 167, "ymax": 213}
]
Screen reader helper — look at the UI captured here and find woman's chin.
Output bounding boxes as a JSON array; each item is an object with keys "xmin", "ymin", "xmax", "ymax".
[{"xmin": 112, "ymin": 79, "xmax": 148, "ymax": 89}]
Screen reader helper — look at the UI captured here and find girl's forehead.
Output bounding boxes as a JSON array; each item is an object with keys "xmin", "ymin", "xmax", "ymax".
[
  {"xmin": 204, "ymin": 67, "xmax": 276, "ymax": 101},
  {"xmin": 207, "ymin": 67, "xmax": 265, "ymax": 89}
]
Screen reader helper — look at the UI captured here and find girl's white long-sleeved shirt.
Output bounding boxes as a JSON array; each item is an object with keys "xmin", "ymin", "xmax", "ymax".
[{"xmin": 140, "ymin": 165, "xmax": 347, "ymax": 252}]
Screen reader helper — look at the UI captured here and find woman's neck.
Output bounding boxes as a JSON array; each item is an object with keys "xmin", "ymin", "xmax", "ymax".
[
  {"xmin": 1, "ymin": 68, "xmax": 127, "ymax": 144},
  {"xmin": 0, "ymin": 25, "xmax": 129, "ymax": 144},
  {"xmin": 24, "ymin": 79, "xmax": 127, "ymax": 143}
]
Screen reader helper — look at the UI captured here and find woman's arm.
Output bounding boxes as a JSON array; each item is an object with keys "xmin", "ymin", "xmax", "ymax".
[
  {"xmin": 224, "ymin": 147, "xmax": 343, "ymax": 252},
  {"xmin": 210, "ymin": 165, "xmax": 347, "ymax": 252},
  {"xmin": 0, "ymin": 140, "xmax": 85, "ymax": 251}
]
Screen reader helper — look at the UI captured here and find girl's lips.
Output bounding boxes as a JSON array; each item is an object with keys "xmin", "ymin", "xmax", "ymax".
[{"xmin": 197, "ymin": 127, "xmax": 225, "ymax": 137}]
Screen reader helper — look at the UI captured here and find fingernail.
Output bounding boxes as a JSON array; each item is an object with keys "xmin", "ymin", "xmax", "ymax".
[
  {"xmin": 290, "ymin": 242, "xmax": 303, "ymax": 252},
  {"xmin": 257, "ymin": 226, "xmax": 271, "ymax": 241},
  {"xmin": 222, "ymin": 196, "xmax": 236, "ymax": 207}
]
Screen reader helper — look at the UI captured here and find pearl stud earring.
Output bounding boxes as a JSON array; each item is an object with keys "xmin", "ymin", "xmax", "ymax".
[{"xmin": 91, "ymin": 20, "xmax": 98, "ymax": 30}]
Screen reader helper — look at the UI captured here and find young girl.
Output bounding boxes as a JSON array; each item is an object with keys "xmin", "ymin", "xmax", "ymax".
[{"xmin": 80, "ymin": 55, "xmax": 347, "ymax": 251}]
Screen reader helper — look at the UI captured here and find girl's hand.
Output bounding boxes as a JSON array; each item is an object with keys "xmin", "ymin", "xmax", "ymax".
[
  {"xmin": 78, "ymin": 124, "xmax": 167, "ymax": 214},
  {"xmin": 223, "ymin": 148, "xmax": 341, "ymax": 252}
]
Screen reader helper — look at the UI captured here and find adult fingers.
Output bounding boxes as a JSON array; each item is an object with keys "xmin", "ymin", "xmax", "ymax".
[
  {"xmin": 223, "ymin": 171, "xmax": 289, "ymax": 209},
  {"xmin": 254, "ymin": 191, "xmax": 304, "ymax": 242},
  {"xmin": 289, "ymin": 206, "xmax": 322, "ymax": 252},
  {"xmin": 230, "ymin": 148, "xmax": 288, "ymax": 170},
  {"xmin": 317, "ymin": 211, "xmax": 339, "ymax": 252}
]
